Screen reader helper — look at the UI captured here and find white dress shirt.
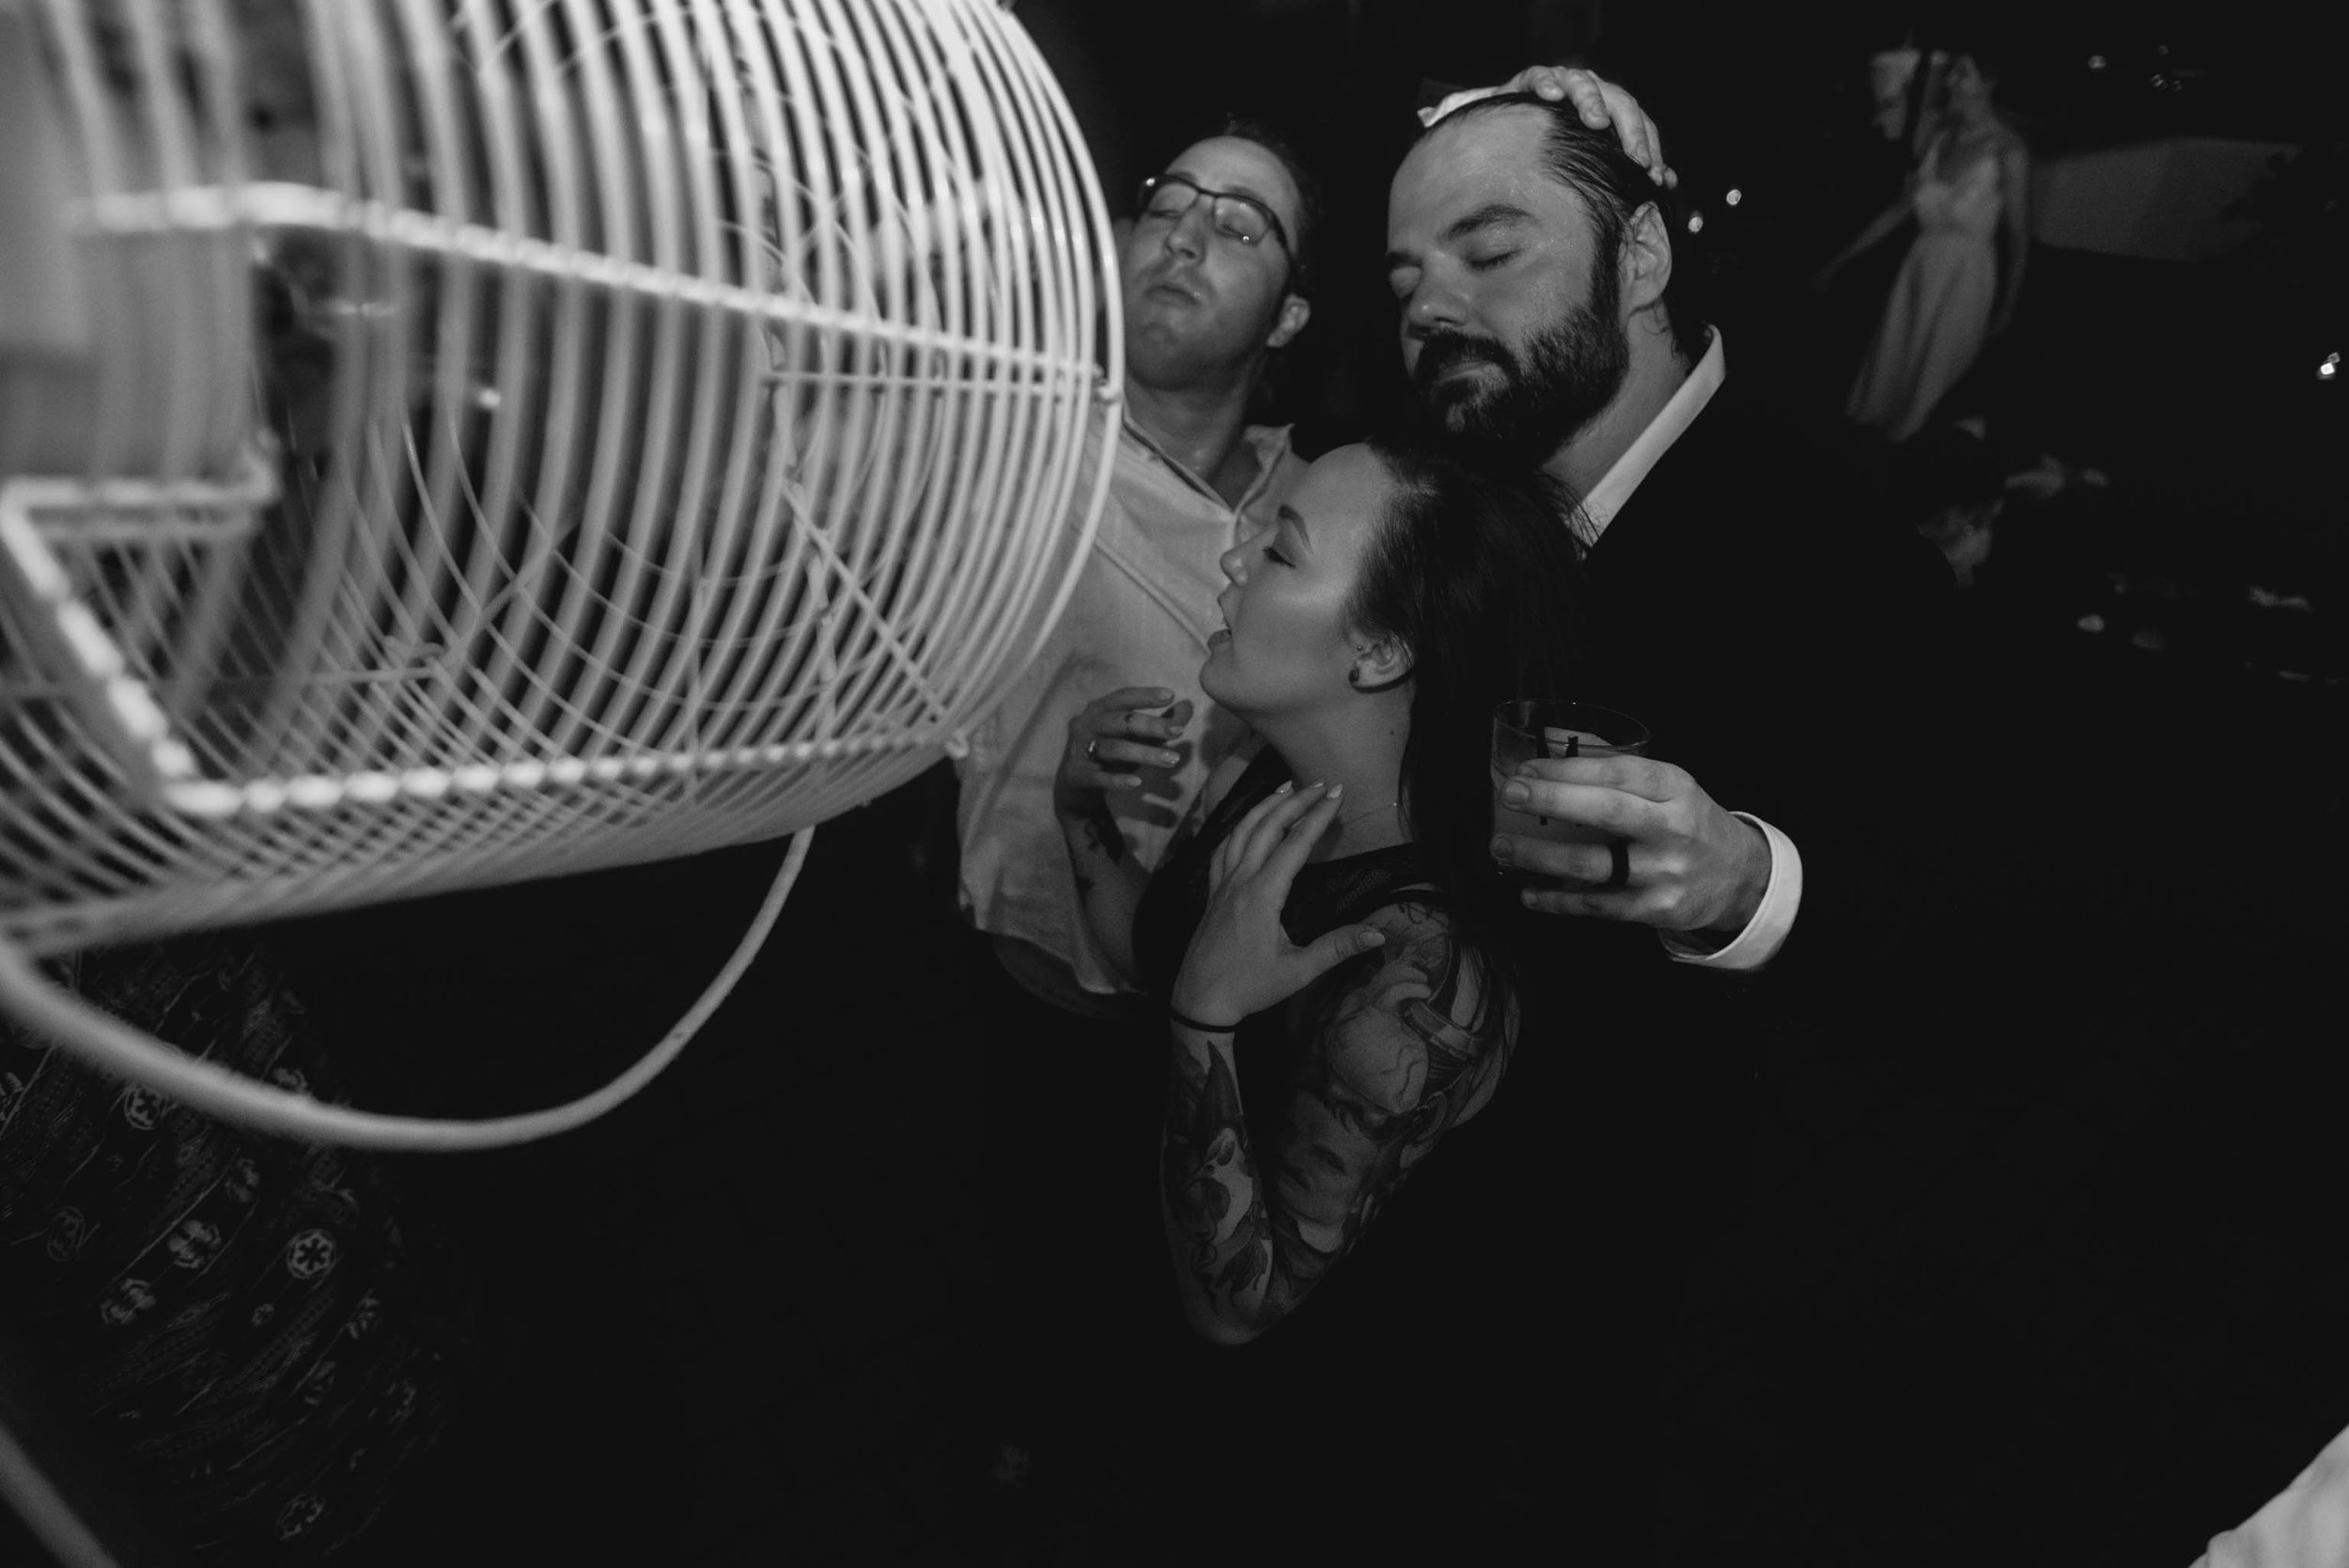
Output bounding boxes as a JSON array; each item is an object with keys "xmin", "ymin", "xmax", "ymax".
[
  {"xmin": 1579, "ymin": 331, "xmax": 1803, "ymax": 972},
  {"xmin": 956, "ymin": 417, "xmax": 1304, "ymax": 1005}
]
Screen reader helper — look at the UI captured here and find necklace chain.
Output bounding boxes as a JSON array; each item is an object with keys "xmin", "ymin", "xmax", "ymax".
[{"xmin": 1332, "ymin": 798, "xmax": 1401, "ymax": 831}]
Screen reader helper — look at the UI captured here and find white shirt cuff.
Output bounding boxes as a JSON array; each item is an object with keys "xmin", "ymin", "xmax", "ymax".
[{"xmin": 1659, "ymin": 814, "xmax": 1801, "ymax": 971}]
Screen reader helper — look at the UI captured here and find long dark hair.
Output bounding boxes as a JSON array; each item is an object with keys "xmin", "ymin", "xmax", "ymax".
[{"xmin": 1344, "ymin": 439, "xmax": 1592, "ymax": 968}]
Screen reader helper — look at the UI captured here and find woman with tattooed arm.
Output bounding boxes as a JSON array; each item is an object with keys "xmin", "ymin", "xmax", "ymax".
[{"xmin": 1054, "ymin": 439, "xmax": 1588, "ymax": 1358}]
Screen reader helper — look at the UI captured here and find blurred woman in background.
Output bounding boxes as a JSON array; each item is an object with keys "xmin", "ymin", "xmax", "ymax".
[{"xmin": 1819, "ymin": 49, "xmax": 2032, "ymax": 441}]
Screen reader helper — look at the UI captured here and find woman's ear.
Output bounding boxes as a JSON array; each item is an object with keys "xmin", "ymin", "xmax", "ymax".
[
  {"xmin": 1266, "ymin": 292, "xmax": 1311, "ymax": 350},
  {"xmin": 1348, "ymin": 635, "xmax": 1413, "ymax": 694}
]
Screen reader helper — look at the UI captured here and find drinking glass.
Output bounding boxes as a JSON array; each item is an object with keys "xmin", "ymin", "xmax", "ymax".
[{"xmin": 1490, "ymin": 700, "xmax": 1651, "ymax": 847}]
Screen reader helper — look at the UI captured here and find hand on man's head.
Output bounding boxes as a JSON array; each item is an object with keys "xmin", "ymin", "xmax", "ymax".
[
  {"xmin": 1419, "ymin": 66, "xmax": 1677, "ymax": 190},
  {"xmin": 1492, "ymin": 755, "xmax": 1768, "ymax": 934}
]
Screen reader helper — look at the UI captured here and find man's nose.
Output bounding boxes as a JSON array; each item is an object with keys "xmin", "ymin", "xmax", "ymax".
[
  {"xmin": 1402, "ymin": 276, "xmax": 1461, "ymax": 336},
  {"xmin": 1163, "ymin": 203, "xmax": 1211, "ymax": 260},
  {"xmin": 1219, "ymin": 538, "xmax": 1251, "ymax": 582}
]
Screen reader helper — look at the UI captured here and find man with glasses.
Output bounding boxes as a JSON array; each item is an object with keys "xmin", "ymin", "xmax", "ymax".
[
  {"xmin": 955, "ymin": 121, "xmax": 1317, "ymax": 1029},
  {"xmin": 950, "ymin": 120, "xmax": 1321, "ymax": 1536}
]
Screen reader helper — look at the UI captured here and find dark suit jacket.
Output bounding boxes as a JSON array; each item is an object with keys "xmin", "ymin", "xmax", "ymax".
[{"xmin": 1577, "ymin": 365, "xmax": 1958, "ymax": 979}]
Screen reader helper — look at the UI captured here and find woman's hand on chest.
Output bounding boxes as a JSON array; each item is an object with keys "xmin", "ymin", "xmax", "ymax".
[{"xmin": 1172, "ymin": 781, "xmax": 1387, "ymax": 1026}]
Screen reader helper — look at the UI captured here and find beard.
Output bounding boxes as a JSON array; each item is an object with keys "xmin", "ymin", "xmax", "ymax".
[{"xmin": 1409, "ymin": 268, "xmax": 1629, "ymax": 471}]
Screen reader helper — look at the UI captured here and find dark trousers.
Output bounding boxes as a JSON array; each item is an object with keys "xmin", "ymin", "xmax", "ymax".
[{"xmin": 960, "ymin": 930, "xmax": 1177, "ymax": 1449}]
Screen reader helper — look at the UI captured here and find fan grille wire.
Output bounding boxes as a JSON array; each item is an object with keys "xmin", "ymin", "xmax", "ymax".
[{"xmin": 0, "ymin": 0, "xmax": 1121, "ymax": 959}]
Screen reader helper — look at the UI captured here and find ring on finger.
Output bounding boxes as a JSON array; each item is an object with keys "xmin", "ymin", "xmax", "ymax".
[
  {"xmin": 1084, "ymin": 738, "xmax": 1099, "ymax": 763},
  {"xmin": 1603, "ymin": 839, "xmax": 1630, "ymax": 892}
]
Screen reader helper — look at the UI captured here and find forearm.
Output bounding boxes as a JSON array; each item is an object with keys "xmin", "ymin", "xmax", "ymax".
[
  {"xmin": 1158, "ymin": 1021, "xmax": 1282, "ymax": 1345},
  {"xmin": 1058, "ymin": 797, "xmax": 1147, "ymax": 987},
  {"xmin": 1834, "ymin": 200, "xmax": 1910, "ymax": 269}
]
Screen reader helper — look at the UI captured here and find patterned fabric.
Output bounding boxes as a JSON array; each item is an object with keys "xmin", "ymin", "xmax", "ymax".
[
  {"xmin": 0, "ymin": 935, "xmax": 470, "ymax": 1560},
  {"xmin": 1126, "ymin": 747, "xmax": 1536, "ymax": 1478},
  {"xmin": 1130, "ymin": 746, "xmax": 1481, "ymax": 1185}
]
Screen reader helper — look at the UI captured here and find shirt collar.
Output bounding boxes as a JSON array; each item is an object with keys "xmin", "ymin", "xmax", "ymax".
[
  {"xmin": 1577, "ymin": 328, "xmax": 1727, "ymax": 542},
  {"xmin": 1121, "ymin": 416, "xmax": 1294, "ymax": 514}
]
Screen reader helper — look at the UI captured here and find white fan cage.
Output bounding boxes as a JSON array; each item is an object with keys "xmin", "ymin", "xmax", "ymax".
[{"xmin": 0, "ymin": 0, "xmax": 1122, "ymax": 964}]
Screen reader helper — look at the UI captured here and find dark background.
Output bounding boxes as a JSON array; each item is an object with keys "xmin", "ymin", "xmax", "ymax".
[
  {"xmin": 7, "ymin": 1, "xmax": 2345, "ymax": 1563},
  {"xmin": 1019, "ymin": 0, "xmax": 2341, "ymax": 640}
]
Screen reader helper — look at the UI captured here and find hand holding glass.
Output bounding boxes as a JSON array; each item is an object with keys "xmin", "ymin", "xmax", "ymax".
[{"xmin": 1490, "ymin": 700, "xmax": 1651, "ymax": 850}]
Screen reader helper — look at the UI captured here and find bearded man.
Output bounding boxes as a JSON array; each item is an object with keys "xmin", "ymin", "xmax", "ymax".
[
  {"xmin": 1387, "ymin": 85, "xmax": 1953, "ymax": 979},
  {"xmin": 1377, "ymin": 75, "xmax": 1965, "ymax": 1545}
]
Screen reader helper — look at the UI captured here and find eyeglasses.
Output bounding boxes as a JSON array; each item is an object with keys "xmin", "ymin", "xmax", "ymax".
[{"xmin": 1134, "ymin": 174, "xmax": 1292, "ymax": 257}]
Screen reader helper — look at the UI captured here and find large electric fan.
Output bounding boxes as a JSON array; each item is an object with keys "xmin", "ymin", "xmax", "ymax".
[{"xmin": 0, "ymin": 0, "xmax": 1121, "ymax": 1150}]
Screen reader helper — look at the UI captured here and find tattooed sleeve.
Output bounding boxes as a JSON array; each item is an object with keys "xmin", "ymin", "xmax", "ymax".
[{"xmin": 1159, "ymin": 899, "xmax": 1515, "ymax": 1343}]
